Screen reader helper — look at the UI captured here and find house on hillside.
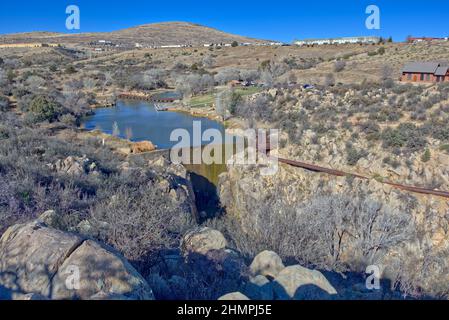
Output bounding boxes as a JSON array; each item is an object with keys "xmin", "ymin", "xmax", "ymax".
[
  {"xmin": 407, "ymin": 37, "xmax": 447, "ymax": 43},
  {"xmin": 401, "ymin": 62, "xmax": 449, "ymax": 83},
  {"xmin": 294, "ymin": 36, "xmax": 381, "ymax": 46}
]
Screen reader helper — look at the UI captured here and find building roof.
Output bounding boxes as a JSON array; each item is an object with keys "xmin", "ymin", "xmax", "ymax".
[
  {"xmin": 402, "ymin": 62, "xmax": 440, "ymax": 74},
  {"xmin": 435, "ymin": 66, "xmax": 449, "ymax": 76},
  {"xmin": 295, "ymin": 36, "xmax": 380, "ymax": 42}
]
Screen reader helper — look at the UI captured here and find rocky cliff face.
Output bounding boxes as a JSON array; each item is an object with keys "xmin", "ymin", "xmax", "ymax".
[
  {"xmin": 217, "ymin": 160, "xmax": 449, "ymax": 297},
  {"xmin": 0, "ymin": 216, "xmax": 414, "ymax": 300}
]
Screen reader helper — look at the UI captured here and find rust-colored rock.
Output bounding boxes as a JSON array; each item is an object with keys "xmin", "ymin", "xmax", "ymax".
[{"xmin": 131, "ymin": 141, "xmax": 156, "ymax": 154}]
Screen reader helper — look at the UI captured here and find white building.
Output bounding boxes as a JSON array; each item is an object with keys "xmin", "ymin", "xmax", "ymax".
[
  {"xmin": 294, "ymin": 36, "xmax": 381, "ymax": 46},
  {"xmin": 160, "ymin": 45, "xmax": 184, "ymax": 48}
]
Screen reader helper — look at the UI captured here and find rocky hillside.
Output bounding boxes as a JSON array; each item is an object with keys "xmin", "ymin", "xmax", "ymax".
[
  {"xmin": 0, "ymin": 22, "xmax": 267, "ymax": 47},
  {"xmin": 0, "ymin": 214, "xmax": 405, "ymax": 300},
  {"xmin": 217, "ymin": 155, "xmax": 449, "ymax": 298}
]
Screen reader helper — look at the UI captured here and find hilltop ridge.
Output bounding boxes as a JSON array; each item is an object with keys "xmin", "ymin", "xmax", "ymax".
[{"xmin": 0, "ymin": 21, "xmax": 269, "ymax": 47}]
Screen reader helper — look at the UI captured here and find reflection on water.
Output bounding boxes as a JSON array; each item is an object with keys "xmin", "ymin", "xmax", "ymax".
[
  {"xmin": 83, "ymin": 99, "xmax": 234, "ymax": 182},
  {"xmin": 82, "ymin": 100, "xmax": 240, "ymax": 218},
  {"xmin": 82, "ymin": 100, "xmax": 237, "ymax": 218},
  {"xmin": 82, "ymin": 100, "xmax": 225, "ymax": 149},
  {"xmin": 182, "ymin": 144, "xmax": 237, "ymax": 185}
]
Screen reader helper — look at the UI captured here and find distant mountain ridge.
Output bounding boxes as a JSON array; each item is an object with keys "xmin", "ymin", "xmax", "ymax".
[{"xmin": 0, "ymin": 22, "xmax": 269, "ymax": 47}]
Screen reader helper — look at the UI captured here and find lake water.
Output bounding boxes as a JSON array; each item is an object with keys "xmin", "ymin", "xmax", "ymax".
[
  {"xmin": 82, "ymin": 99, "xmax": 225, "ymax": 150},
  {"xmin": 82, "ymin": 100, "xmax": 231, "ymax": 217}
]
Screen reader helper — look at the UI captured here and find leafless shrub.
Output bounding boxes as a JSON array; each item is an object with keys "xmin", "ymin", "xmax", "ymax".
[
  {"xmin": 239, "ymin": 69, "xmax": 260, "ymax": 82},
  {"xmin": 215, "ymin": 68, "xmax": 240, "ymax": 85},
  {"xmin": 175, "ymin": 74, "xmax": 214, "ymax": 97},
  {"xmin": 389, "ymin": 236, "xmax": 449, "ymax": 299},
  {"xmin": 324, "ymin": 73, "xmax": 335, "ymax": 87},
  {"xmin": 90, "ymin": 183, "xmax": 193, "ymax": 269},
  {"xmin": 0, "ymin": 95, "xmax": 9, "ymax": 111},
  {"xmin": 236, "ymin": 94, "xmax": 273, "ymax": 125},
  {"xmin": 380, "ymin": 65, "xmax": 393, "ymax": 81},
  {"xmin": 334, "ymin": 60, "xmax": 346, "ymax": 72},
  {"xmin": 211, "ymin": 194, "xmax": 415, "ymax": 274},
  {"xmin": 202, "ymin": 55, "xmax": 214, "ymax": 68}
]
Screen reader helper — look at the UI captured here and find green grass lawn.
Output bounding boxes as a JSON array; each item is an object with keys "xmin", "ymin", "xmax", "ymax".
[{"xmin": 189, "ymin": 86, "xmax": 262, "ymax": 108}]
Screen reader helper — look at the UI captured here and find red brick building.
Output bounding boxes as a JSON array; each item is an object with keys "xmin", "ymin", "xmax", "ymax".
[{"xmin": 401, "ymin": 62, "xmax": 449, "ymax": 83}]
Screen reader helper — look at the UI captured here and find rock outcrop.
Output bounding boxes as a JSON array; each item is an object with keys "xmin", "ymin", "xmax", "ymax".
[
  {"xmin": 218, "ymin": 292, "xmax": 250, "ymax": 300},
  {"xmin": 218, "ymin": 156, "xmax": 449, "ymax": 296},
  {"xmin": 0, "ymin": 216, "xmax": 153, "ymax": 300},
  {"xmin": 181, "ymin": 227, "xmax": 227, "ymax": 256},
  {"xmin": 49, "ymin": 155, "xmax": 98, "ymax": 176},
  {"xmin": 180, "ymin": 228, "xmax": 339, "ymax": 301},
  {"xmin": 130, "ymin": 140, "xmax": 156, "ymax": 154},
  {"xmin": 273, "ymin": 265, "xmax": 337, "ymax": 300},
  {"xmin": 249, "ymin": 250, "xmax": 285, "ymax": 279},
  {"xmin": 0, "ymin": 221, "xmax": 406, "ymax": 300}
]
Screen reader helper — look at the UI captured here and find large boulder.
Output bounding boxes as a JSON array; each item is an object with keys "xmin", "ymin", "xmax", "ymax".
[
  {"xmin": 51, "ymin": 240, "xmax": 152, "ymax": 300},
  {"xmin": 181, "ymin": 227, "xmax": 227, "ymax": 256},
  {"xmin": 36, "ymin": 210, "xmax": 62, "ymax": 229},
  {"xmin": 218, "ymin": 292, "xmax": 250, "ymax": 300},
  {"xmin": 273, "ymin": 265, "xmax": 337, "ymax": 300},
  {"xmin": 242, "ymin": 275, "xmax": 273, "ymax": 300},
  {"xmin": 0, "ymin": 218, "xmax": 153, "ymax": 300},
  {"xmin": 10, "ymin": 293, "xmax": 48, "ymax": 300},
  {"xmin": 249, "ymin": 250, "xmax": 285, "ymax": 279},
  {"xmin": 50, "ymin": 156, "xmax": 98, "ymax": 176},
  {"xmin": 0, "ymin": 221, "xmax": 84, "ymax": 297}
]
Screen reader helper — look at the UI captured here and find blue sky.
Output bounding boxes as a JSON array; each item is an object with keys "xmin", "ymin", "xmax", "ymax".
[{"xmin": 0, "ymin": 0, "xmax": 448, "ymax": 42}]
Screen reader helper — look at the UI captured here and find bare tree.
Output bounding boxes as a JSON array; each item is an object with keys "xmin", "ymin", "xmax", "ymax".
[
  {"xmin": 240, "ymin": 70, "xmax": 260, "ymax": 82},
  {"xmin": 200, "ymin": 74, "xmax": 215, "ymax": 92},
  {"xmin": 211, "ymin": 193, "xmax": 414, "ymax": 273},
  {"xmin": 215, "ymin": 89, "xmax": 231, "ymax": 121},
  {"xmin": 102, "ymin": 71, "xmax": 114, "ymax": 94},
  {"xmin": 270, "ymin": 61, "xmax": 288, "ymax": 78},
  {"xmin": 142, "ymin": 69, "xmax": 165, "ymax": 90},
  {"xmin": 62, "ymin": 80, "xmax": 89, "ymax": 116},
  {"xmin": 215, "ymin": 68, "xmax": 240, "ymax": 85}
]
